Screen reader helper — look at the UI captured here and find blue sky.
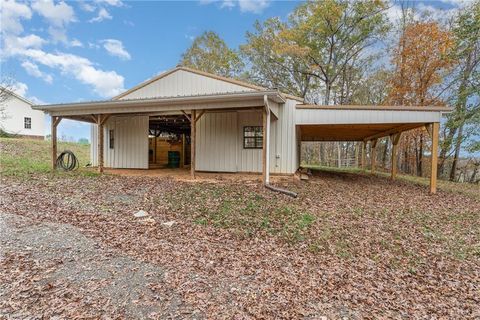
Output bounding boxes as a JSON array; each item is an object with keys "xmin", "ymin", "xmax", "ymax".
[{"xmin": 0, "ymin": 0, "xmax": 460, "ymax": 141}]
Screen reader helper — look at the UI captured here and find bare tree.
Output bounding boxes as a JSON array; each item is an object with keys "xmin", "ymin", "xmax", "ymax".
[{"xmin": 0, "ymin": 76, "xmax": 17, "ymax": 131}]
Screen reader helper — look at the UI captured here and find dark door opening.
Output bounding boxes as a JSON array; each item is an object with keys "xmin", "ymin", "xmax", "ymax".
[{"xmin": 148, "ymin": 115, "xmax": 191, "ymax": 169}]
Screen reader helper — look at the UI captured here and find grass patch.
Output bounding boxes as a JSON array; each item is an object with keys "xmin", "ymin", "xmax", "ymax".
[
  {"xmin": 0, "ymin": 138, "xmax": 94, "ymax": 177},
  {"xmin": 166, "ymin": 184, "xmax": 316, "ymax": 243}
]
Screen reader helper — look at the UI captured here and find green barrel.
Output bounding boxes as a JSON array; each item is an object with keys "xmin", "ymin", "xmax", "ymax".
[{"xmin": 167, "ymin": 151, "xmax": 180, "ymax": 168}]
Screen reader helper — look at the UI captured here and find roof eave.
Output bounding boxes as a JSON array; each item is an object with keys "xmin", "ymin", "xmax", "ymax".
[{"xmin": 32, "ymin": 91, "xmax": 285, "ymax": 113}]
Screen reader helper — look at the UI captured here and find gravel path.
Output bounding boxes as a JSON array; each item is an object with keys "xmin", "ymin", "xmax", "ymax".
[{"xmin": 0, "ymin": 213, "xmax": 199, "ymax": 319}]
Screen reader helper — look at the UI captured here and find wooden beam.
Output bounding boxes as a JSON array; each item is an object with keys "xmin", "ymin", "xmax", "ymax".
[
  {"xmin": 361, "ymin": 141, "xmax": 366, "ymax": 171},
  {"xmin": 390, "ymin": 133, "xmax": 401, "ymax": 180},
  {"xmin": 99, "ymin": 114, "xmax": 110, "ymax": 125},
  {"xmin": 181, "ymin": 110, "xmax": 191, "ymax": 122},
  {"xmin": 190, "ymin": 110, "xmax": 196, "ymax": 179},
  {"xmin": 195, "ymin": 110, "xmax": 205, "ymax": 123},
  {"xmin": 364, "ymin": 123, "xmax": 423, "ymax": 141},
  {"xmin": 430, "ymin": 122, "xmax": 439, "ymax": 194},
  {"xmin": 371, "ymin": 139, "xmax": 377, "ymax": 174},
  {"xmin": 425, "ymin": 123, "xmax": 433, "ymax": 138},
  {"xmin": 51, "ymin": 116, "xmax": 62, "ymax": 169}
]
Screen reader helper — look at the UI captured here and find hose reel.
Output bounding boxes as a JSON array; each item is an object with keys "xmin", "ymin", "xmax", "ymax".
[{"xmin": 56, "ymin": 150, "xmax": 79, "ymax": 171}]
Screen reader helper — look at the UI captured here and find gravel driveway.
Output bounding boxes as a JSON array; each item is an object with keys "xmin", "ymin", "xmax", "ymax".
[{"xmin": 0, "ymin": 213, "xmax": 200, "ymax": 319}]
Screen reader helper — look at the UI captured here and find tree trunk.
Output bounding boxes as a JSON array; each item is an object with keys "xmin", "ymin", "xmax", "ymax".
[
  {"xmin": 450, "ymin": 123, "xmax": 464, "ymax": 181},
  {"xmin": 418, "ymin": 133, "xmax": 424, "ymax": 177}
]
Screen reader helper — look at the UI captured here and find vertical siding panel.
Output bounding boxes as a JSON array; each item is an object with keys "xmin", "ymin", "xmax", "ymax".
[{"xmin": 119, "ymin": 70, "xmax": 255, "ymax": 100}]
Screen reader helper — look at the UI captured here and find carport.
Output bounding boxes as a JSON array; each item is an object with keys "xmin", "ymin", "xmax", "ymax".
[{"xmin": 296, "ymin": 105, "xmax": 452, "ymax": 193}]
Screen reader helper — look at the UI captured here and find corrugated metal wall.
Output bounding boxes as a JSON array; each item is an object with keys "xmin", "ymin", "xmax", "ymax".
[
  {"xmin": 237, "ymin": 111, "xmax": 262, "ymax": 173},
  {"xmin": 196, "ymin": 112, "xmax": 238, "ymax": 172},
  {"xmin": 119, "ymin": 70, "xmax": 254, "ymax": 100},
  {"xmin": 295, "ymin": 109, "xmax": 441, "ymax": 125},
  {"xmin": 90, "ymin": 116, "xmax": 149, "ymax": 169},
  {"xmin": 270, "ymin": 99, "xmax": 298, "ymax": 174},
  {"xmin": 195, "ymin": 101, "xmax": 299, "ymax": 175},
  {"xmin": 90, "ymin": 100, "xmax": 300, "ymax": 174}
]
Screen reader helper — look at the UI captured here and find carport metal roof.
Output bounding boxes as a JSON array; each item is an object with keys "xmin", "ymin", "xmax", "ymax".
[{"xmin": 296, "ymin": 104, "xmax": 451, "ymax": 142}]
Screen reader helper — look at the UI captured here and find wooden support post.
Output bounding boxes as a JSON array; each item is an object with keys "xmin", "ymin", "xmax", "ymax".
[
  {"xmin": 190, "ymin": 110, "xmax": 196, "ymax": 179},
  {"xmin": 94, "ymin": 114, "xmax": 111, "ymax": 173},
  {"xmin": 361, "ymin": 141, "xmax": 366, "ymax": 171},
  {"xmin": 51, "ymin": 116, "xmax": 62, "ymax": 169},
  {"xmin": 262, "ymin": 108, "xmax": 267, "ymax": 184},
  {"xmin": 98, "ymin": 116, "xmax": 104, "ymax": 173},
  {"xmin": 371, "ymin": 139, "xmax": 378, "ymax": 174},
  {"xmin": 430, "ymin": 122, "xmax": 439, "ymax": 194},
  {"xmin": 390, "ymin": 133, "xmax": 401, "ymax": 180},
  {"xmin": 181, "ymin": 134, "xmax": 185, "ymax": 168}
]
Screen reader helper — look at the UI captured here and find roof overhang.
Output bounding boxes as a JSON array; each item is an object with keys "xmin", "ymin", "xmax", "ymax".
[
  {"xmin": 296, "ymin": 104, "xmax": 452, "ymax": 142},
  {"xmin": 32, "ymin": 91, "xmax": 285, "ymax": 116}
]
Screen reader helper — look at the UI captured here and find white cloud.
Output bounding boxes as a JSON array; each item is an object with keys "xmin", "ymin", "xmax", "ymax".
[
  {"xmin": 11, "ymin": 81, "xmax": 28, "ymax": 96},
  {"xmin": 386, "ymin": 2, "xmax": 459, "ymax": 25},
  {"xmin": 69, "ymin": 39, "xmax": 83, "ymax": 47},
  {"xmin": 238, "ymin": 0, "xmax": 270, "ymax": 13},
  {"xmin": 95, "ymin": 0, "xmax": 123, "ymax": 7},
  {"xmin": 199, "ymin": 0, "xmax": 270, "ymax": 14},
  {"xmin": 79, "ymin": 1, "xmax": 96, "ymax": 12},
  {"xmin": 386, "ymin": 4, "xmax": 403, "ymax": 24},
  {"xmin": 2, "ymin": 34, "xmax": 47, "ymax": 57},
  {"xmin": 31, "ymin": 0, "xmax": 76, "ymax": 43},
  {"xmin": 220, "ymin": 0, "xmax": 235, "ymax": 9},
  {"xmin": 101, "ymin": 39, "xmax": 131, "ymax": 60},
  {"xmin": 184, "ymin": 34, "xmax": 195, "ymax": 41},
  {"xmin": 0, "ymin": 0, "xmax": 32, "ymax": 35},
  {"xmin": 22, "ymin": 49, "xmax": 125, "ymax": 97},
  {"xmin": 89, "ymin": 7, "xmax": 112, "ymax": 23},
  {"xmin": 32, "ymin": 0, "xmax": 75, "ymax": 27},
  {"xmin": 21, "ymin": 60, "xmax": 53, "ymax": 83}
]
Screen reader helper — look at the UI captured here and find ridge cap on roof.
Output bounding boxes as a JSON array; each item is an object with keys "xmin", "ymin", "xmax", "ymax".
[{"xmin": 112, "ymin": 66, "xmax": 304, "ymax": 102}]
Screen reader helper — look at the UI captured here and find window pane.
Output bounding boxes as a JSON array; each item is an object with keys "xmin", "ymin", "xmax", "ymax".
[
  {"xmin": 109, "ymin": 130, "xmax": 114, "ymax": 149},
  {"xmin": 244, "ymin": 137, "xmax": 256, "ymax": 148},
  {"xmin": 24, "ymin": 117, "xmax": 31, "ymax": 129},
  {"xmin": 243, "ymin": 126, "xmax": 263, "ymax": 149}
]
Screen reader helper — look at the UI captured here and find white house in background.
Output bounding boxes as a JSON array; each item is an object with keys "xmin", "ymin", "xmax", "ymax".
[
  {"xmin": 0, "ymin": 88, "xmax": 45, "ymax": 139},
  {"xmin": 34, "ymin": 66, "xmax": 449, "ymax": 193}
]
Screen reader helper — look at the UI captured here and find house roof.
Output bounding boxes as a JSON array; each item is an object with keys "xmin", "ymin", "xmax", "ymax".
[
  {"xmin": 0, "ymin": 87, "xmax": 33, "ymax": 105},
  {"xmin": 113, "ymin": 66, "xmax": 305, "ymax": 102}
]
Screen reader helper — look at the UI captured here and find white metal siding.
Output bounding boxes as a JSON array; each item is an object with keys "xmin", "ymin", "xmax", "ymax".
[
  {"xmin": 270, "ymin": 99, "xmax": 298, "ymax": 174},
  {"xmin": 119, "ymin": 70, "xmax": 255, "ymax": 100},
  {"xmin": 196, "ymin": 112, "xmax": 238, "ymax": 172},
  {"xmin": 238, "ymin": 111, "xmax": 262, "ymax": 173},
  {"xmin": 1, "ymin": 94, "xmax": 45, "ymax": 137},
  {"xmin": 89, "ymin": 101, "xmax": 301, "ymax": 175},
  {"xmin": 90, "ymin": 116, "xmax": 148, "ymax": 169},
  {"xmin": 295, "ymin": 109, "xmax": 442, "ymax": 125}
]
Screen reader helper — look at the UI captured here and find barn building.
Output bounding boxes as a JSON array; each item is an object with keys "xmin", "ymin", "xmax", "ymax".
[{"xmin": 33, "ymin": 67, "xmax": 449, "ymax": 193}]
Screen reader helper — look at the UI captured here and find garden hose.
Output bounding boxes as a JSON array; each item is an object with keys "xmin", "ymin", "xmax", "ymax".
[{"xmin": 56, "ymin": 150, "xmax": 79, "ymax": 171}]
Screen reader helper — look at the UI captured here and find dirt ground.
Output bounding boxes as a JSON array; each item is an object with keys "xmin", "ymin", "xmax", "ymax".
[{"xmin": 1, "ymin": 170, "xmax": 479, "ymax": 319}]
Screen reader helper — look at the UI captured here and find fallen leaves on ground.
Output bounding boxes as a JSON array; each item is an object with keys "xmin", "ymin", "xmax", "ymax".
[{"xmin": 1, "ymin": 169, "xmax": 479, "ymax": 319}]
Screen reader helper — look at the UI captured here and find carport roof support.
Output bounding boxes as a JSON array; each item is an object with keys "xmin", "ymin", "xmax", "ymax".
[{"xmin": 296, "ymin": 105, "xmax": 450, "ymax": 195}]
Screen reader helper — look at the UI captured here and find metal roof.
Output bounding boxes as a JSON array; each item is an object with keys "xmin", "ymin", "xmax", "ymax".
[{"xmin": 32, "ymin": 90, "xmax": 285, "ymax": 112}]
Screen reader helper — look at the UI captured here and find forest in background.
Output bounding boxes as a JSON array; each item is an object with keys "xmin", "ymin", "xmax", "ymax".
[{"xmin": 178, "ymin": 0, "xmax": 479, "ymax": 183}]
